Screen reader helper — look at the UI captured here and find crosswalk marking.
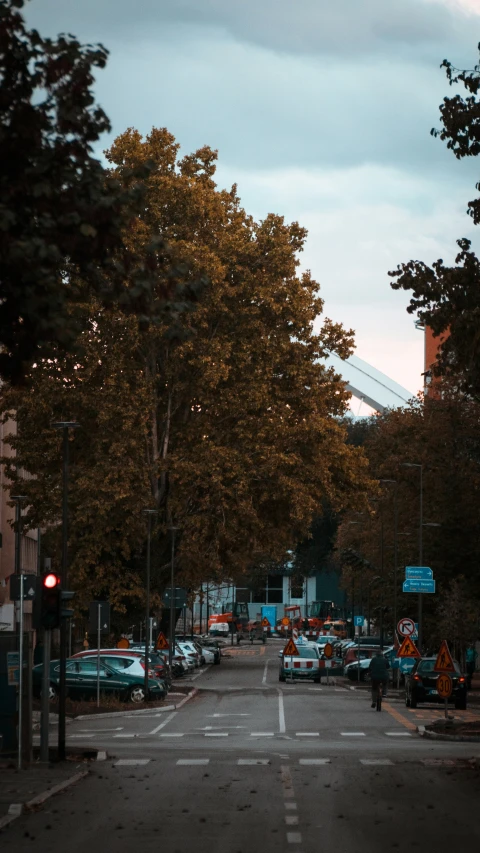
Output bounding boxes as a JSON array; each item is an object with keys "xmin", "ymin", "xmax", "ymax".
[
  {"xmin": 295, "ymin": 732, "xmax": 320, "ymax": 737},
  {"xmin": 205, "ymin": 732, "xmax": 229, "ymax": 737},
  {"xmin": 385, "ymin": 732, "xmax": 412, "ymax": 737},
  {"xmin": 299, "ymin": 758, "xmax": 330, "ymax": 765},
  {"xmin": 360, "ymin": 759, "xmax": 394, "ymax": 766},
  {"xmin": 114, "ymin": 759, "xmax": 150, "ymax": 766},
  {"xmin": 176, "ymin": 759, "xmax": 210, "ymax": 765},
  {"xmin": 238, "ymin": 759, "xmax": 270, "ymax": 765},
  {"xmin": 160, "ymin": 733, "xmax": 184, "ymax": 738},
  {"xmin": 341, "ymin": 732, "xmax": 365, "ymax": 736},
  {"xmin": 250, "ymin": 732, "xmax": 274, "ymax": 736}
]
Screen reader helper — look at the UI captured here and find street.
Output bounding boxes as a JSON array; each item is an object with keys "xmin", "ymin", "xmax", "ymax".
[{"xmin": 3, "ymin": 639, "xmax": 480, "ymax": 852}]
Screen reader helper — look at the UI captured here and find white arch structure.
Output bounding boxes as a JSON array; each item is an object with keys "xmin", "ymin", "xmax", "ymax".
[{"xmin": 325, "ymin": 351, "xmax": 414, "ymax": 413}]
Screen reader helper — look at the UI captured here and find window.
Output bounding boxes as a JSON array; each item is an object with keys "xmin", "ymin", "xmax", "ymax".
[{"xmin": 290, "ymin": 580, "xmax": 304, "ymax": 599}]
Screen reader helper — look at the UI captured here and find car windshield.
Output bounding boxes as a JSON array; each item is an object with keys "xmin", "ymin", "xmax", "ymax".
[
  {"xmin": 297, "ymin": 647, "xmax": 318, "ymax": 659},
  {"xmin": 418, "ymin": 660, "xmax": 461, "ymax": 675}
]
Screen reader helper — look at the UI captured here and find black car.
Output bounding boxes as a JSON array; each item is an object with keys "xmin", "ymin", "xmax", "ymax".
[{"xmin": 405, "ymin": 657, "xmax": 467, "ymax": 710}]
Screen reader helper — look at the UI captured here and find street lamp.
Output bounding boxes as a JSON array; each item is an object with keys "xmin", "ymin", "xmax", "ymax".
[
  {"xmin": 52, "ymin": 421, "xmax": 80, "ymax": 762},
  {"xmin": 143, "ymin": 509, "xmax": 158, "ymax": 703},
  {"xmin": 401, "ymin": 462, "xmax": 423, "ymax": 650},
  {"xmin": 168, "ymin": 526, "xmax": 180, "ymax": 669},
  {"xmin": 379, "ymin": 480, "xmax": 398, "ymax": 641}
]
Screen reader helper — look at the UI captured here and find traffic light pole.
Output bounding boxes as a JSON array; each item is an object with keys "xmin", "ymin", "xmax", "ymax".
[{"xmin": 40, "ymin": 629, "xmax": 51, "ymax": 762}]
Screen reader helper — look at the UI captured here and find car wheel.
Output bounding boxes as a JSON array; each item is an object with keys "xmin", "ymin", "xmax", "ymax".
[
  {"xmin": 455, "ymin": 697, "xmax": 467, "ymax": 710},
  {"xmin": 313, "ymin": 675, "xmax": 321, "ymax": 684},
  {"xmin": 128, "ymin": 685, "xmax": 146, "ymax": 704},
  {"xmin": 279, "ymin": 673, "xmax": 286, "ymax": 682}
]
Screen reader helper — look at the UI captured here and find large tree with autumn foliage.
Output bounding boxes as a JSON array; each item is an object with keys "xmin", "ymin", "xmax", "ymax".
[{"xmin": 1, "ymin": 127, "xmax": 371, "ymax": 614}]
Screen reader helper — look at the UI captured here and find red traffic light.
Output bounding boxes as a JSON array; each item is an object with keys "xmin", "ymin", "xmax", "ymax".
[{"xmin": 43, "ymin": 572, "xmax": 60, "ymax": 589}]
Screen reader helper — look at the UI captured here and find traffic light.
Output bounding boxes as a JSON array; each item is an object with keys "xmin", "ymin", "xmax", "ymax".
[{"xmin": 40, "ymin": 572, "xmax": 61, "ymax": 629}]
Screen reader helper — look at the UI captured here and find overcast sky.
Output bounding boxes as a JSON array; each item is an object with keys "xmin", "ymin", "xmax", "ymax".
[{"xmin": 26, "ymin": 0, "xmax": 480, "ymax": 401}]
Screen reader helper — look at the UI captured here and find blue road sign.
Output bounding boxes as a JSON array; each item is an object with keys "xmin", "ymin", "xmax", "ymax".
[
  {"xmin": 403, "ymin": 579, "xmax": 436, "ymax": 594},
  {"xmin": 405, "ymin": 566, "xmax": 433, "ymax": 580},
  {"xmin": 354, "ymin": 615, "xmax": 364, "ymax": 627},
  {"xmin": 398, "ymin": 657, "xmax": 416, "ymax": 673}
]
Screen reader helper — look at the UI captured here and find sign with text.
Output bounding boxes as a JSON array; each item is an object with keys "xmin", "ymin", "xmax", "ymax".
[
  {"xmin": 405, "ymin": 566, "xmax": 433, "ymax": 580},
  {"xmin": 403, "ymin": 579, "xmax": 436, "ymax": 594}
]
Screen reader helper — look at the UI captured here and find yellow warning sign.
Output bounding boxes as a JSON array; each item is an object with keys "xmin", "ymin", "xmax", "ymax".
[
  {"xmin": 397, "ymin": 636, "xmax": 421, "ymax": 658},
  {"xmin": 155, "ymin": 632, "xmax": 169, "ymax": 651},
  {"xmin": 261, "ymin": 617, "xmax": 270, "ymax": 628},
  {"xmin": 434, "ymin": 640, "xmax": 455, "ymax": 673},
  {"xmin": 283, "ymin": 638, "xmax": 299, "ymax": 656}
]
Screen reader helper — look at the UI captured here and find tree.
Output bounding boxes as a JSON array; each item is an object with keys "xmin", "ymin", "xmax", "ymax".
[
  {"xmin": 389, "ymin": 43, "xmax": 480, "ymax": 397},
  {"xmin": 0, "ymin": 0, "xmax": 199, "ymax": 384},
  {"xmin": 1, "ymin": 127, "xmax": 372, "ymax": 613}
]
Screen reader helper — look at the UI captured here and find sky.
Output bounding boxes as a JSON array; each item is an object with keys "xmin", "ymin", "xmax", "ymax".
[{"xmin": 25, "ymin": 0, "xmax": 480, "ymax": 399}]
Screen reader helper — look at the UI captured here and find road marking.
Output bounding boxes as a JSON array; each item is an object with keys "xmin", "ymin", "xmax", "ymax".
[
  {"xmin": 176, "ymin": 759, "xmax": 210, "ymax": 765},
  {"xmin": 385, "ymin": 732, "xmax": 412, "ymax": 737},
  {"xmin": 69, "ymin": 734, "xmax": 96, "ymax": 739},
  {"xmin": 278, "ymin": 689, "xmax": 286, "ymax": 733},
  {"xmin": 299, "ymin": 759, "xmax": 331, "ymax": 765},
  {"xmin": 79, "ymin": 727, "xmax": 123, "ymax": 732},
  {"xmin": 285, "ymin": 803, "xmax": 297, "ymax": 810},
  {"xmin": 251, "ymin": 732, "xmax": 274, "ymax": 737},
  {"xmin": 308, "ymin": 687, "xmax": 323, "ymax": 691},
  {"xmin": 149, "ymin": 711, "xmax": 177, "ymax": 735},
  {"xmin": 238, "ymin": 759, "xmax": 270, "ymax": 765},
  {"xmin": 113, "ymin": 734, "xmax": 136, "ymax": 738},
  {"xmin": 382, "ymin": 701, "xmax": 417, "ymax": 731},
  {"xmin": 422, "ymin": 759, "xmax": 455, "ymax": 765},
  {"xmin": 280, "ymin": 765, "xmax": 295, "ymax": 798},
  {"xmin": 341, "ymin": 732, "xmax": 365, "ymax": 736},
  {"xmin": 360, "ymin": 759, "xmax": 394, "ymax": 766},
  {"xmin": 285, "ymin": 815, "xmax": 299, "ymax": 826},
  {"xmin": 114, "ymin": 759, "xmax": 150, "ymax": 766},
  {"xmin": 210, "ymin": 714, "xmax": 251, "ymax": 717},
  {"xmin": 205, "ymin": 732, "xmax": 228, "ymax": 737},
  {"xmin": 262, "ymin": 659, "xmax": 269, "ymax": 684},
  {"xmin": 287, "ymin": 833, "xmax": 302, "ymax": 844},
  {"xmin": 160, "ymin": 733, "xmax": 184, "ymax": 738},
  {"xmin": 295, "ymin": 732, "xmax": 319, "ymax": 737}
]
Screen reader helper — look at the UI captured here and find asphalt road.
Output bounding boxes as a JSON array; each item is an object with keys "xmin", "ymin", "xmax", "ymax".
[{"xmin": 4, "ymin": 639, "xmax": 480, "ymax": 852}]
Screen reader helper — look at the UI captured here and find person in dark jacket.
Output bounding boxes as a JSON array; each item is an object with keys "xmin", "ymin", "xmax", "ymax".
[{"xmin": 369, "ymin": 651, "xmax": 389, "ymax": 706}]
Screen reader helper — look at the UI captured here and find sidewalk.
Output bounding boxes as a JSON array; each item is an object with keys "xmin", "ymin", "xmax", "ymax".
[{"xmin": 0, "ymin": 760, "xmax": 90, "ymax": 831}]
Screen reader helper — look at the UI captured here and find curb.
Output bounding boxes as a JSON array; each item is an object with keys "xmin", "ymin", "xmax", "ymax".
[
  {"xmin": 418, "ymin": 725, "xmax": 480, "ymax": 742},
  {"xmin": 0, "ymin": 770, "xmax": 89, "ymax": 832}
]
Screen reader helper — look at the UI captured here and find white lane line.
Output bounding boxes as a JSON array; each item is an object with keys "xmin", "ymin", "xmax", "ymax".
[
  {"xmin": 114, "ymin": 759, "xmax": 150, "ymax": 766},
  {"xmin": 149, "ymin": 711, "xmax": 177, "ymax": 735},
  {"xmin": 113, "ymin": 734, "xmax": 136, "ymax": 738},
  {"xmin": 262, "ymin": 659, "xmax": 269, "ymax": 685},
  {"xmin": 176, "ymin": 759, "xmax": 210, "ymax": 765},
  {"xmin": 308, "ymin": 687, "xmax": 323, "ymax": 691},
  {"xmin": 69, "ymin": 735, "xmax": 96, "ymax": 739},
  {"xmin": 238, "ymin": 759, "xmax": 270, "ymax": 765},
  {"xmin": 386, "ymin": 730, "xmax": 413, "ymax": 737},
  {"xmin": 280, "ymin": 765, "xmax": 295, "ymax": 798},
  {"xmin": 278, "ymin": 690, "xmax": 286, "ymax": 733},
  {"xmin": 341, "ymin": 732, "xmax": 366, "ymax": 736},
  {"xmin": 295, "ymin": 732, "xmax": 319, "ymax": 737},
  {"xmin": 79, "ymin": 727, "xmax": 123, "ymax": 732},
  {"xmin": 287, "ymin": 833, "xmax": 302, "ymax": 844},
  {"xmin": 285, "ymin": 815, "xmax": 299, "ymax": 826},
  {"xmin": 160, "ymin": 733, "xmax": 184, "ymax": 738},
  {"xmin": 299, "ymin": 759, "xmax": 330, "ymax": 765},
  {"xmin": 360, "ymin": 759, "xmax": 394, "ymax": 766},
  {"xmin": 205, "ymin": 732, "xmax": 228, "ymax": 737},
  {"xmin": 251, "ymin": 732, "xmax": 274, "ymax": 737},
  {"xmin": 285, "ymin": 803, "xmax": 297, "ymax": 810}
]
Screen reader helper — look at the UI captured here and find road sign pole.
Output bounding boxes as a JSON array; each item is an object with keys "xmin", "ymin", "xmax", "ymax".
[
  {"xmin": 17, "ymin": 573, "xmax": 24, "ymax": 770},
  {"xmin": 357, "ymin": 633, "xmax": 360, "ymax": 683},
  {"xmin": 96, "ymin": 603, "xmax": 101, "ymax": 708},
  {"xmin": 40, "ymin": 628, "xmax": 51, "ymax": 762}
]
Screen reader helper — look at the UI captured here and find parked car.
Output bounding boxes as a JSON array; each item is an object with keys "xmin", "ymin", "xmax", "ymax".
[
  {"xmin": 405, "ymin": 657, "xmax": 468, "ymax": 709},
  {"xmin": 72, "ymin": 649, "xmax": 169, "ymax": 683},
  {"xmin": 279, "ymin": 644, "xmax": 322, "ymax": 682},
  {"xmin": 33, "ymin": 658, "xmax": 167, "ymax": 703}
]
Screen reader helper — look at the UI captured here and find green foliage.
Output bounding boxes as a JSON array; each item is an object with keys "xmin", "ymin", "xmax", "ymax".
[{"xmin": 1, "ymin": 127, "xmax": 372, "ymax": 612}]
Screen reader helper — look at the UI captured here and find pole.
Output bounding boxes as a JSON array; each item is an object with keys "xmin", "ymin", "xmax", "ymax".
[
  {"xmin": 40, "ymin": 629, "xmax": 51, "ymax": 762},
  {"xmin": 169, "ymin": 528, "xmax": 177, "ymax": 670},
  {"xmin": 380, "ymin": 517, "xmax": 384, "ymax": 650},
  {"xmin": 393, "ymin": 484, "xmax": 398, "ymax": 644},
  {"xmin": 145, "ymin": 513, "xmax": 152, "ymax": 703},
  {"xmin": 199, "ymin": 587, "xmax": 203, "ymax": 636},
  {"xmin": 418, "ymin": 465, "xmax": 423, "ymax": 652},
  {"xmin": 96, "ymin": 603, "xmax": 101, "ymax": 708},
  {"xmin": 18, "ymin": 573, "xmax": 24, "ymax": 770},
  {"xmin": 183, "ymin": 604, "xmax": 186, "ymax": 638},
  {"xmin": 206, "ymin": 583, "xmax": 210, "ymax": 634}
]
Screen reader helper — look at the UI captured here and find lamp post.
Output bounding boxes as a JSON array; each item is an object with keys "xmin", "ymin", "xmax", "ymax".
[
  {"xmin": 52, "ymin": 422, "xmax": 79, "ymax": 762},
  {"xmin": 143, "ymin": 510, "xmax": 158, "ymax": 703},
  {"xmin": 168, "ymin": 527, "xmax": 180, "ymax": 669},
  {"xmin": 401, "ymin": 463, "xmax": 423, "ymax": 650},
  {"xmin": 347, "ymin": 521, "xmax": 362, "ymax": 639},
  {"xmin": 379, "ymin": 479, "xmax": 398, "ymax": 642},
  {"xmin": 12, "ymin": 495, "xmax": 27, "ymax": 770}
]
